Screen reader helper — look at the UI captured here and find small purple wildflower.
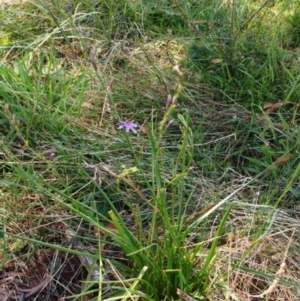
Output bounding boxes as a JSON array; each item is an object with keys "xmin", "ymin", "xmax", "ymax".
[
  {"xmin": 109, "ymin": 79, "xmax": 114, "ymax": 90},
  {"xmin": 166, "ymin": 120, "xmax": 174, "ymax": 128},
  {"xmin": 118, "ymin": 120, "xmax": 138, "ymax": 134},
  {"xmin": 166, "ymin": 94, "xmax": 177, "ymax": 110},
  {"xmin": 166, "ymin": 94, "xmax": 172, "ymax": 110}
]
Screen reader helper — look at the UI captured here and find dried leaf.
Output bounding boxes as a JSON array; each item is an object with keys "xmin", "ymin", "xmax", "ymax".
[
  {"xmin": 106, "ymin": 223, "xmax": 119, "ymax": 233},
  {"xmin": 264, "ymin": 102, "xmax": 284, "ymax": 113},
  {"xmin": 211, "ymin": 58, "xmax": 223, "ymax": 64},
  {"xmin": 61, "ymin": 269, "xmax": 77, "ymax": 280},
  {"xmin": 36, "ymin": 249, "xmax": 56, "ymax": 263},
  {"xmin": 273, "ymin": 154, "xmax": 293, "ymax": 168},
  {"xmin": 140, "ymin": 125, "xmax": 148, "ymax": 135},
  {"xmin": 177, "ymin": 289, "xmax": 198, "ymax": 301}
]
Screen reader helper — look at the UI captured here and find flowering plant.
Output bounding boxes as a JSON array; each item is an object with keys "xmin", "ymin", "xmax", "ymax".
[{"xmin": 117, "ymin": 120, "xmax": 138, "ymax": 134}]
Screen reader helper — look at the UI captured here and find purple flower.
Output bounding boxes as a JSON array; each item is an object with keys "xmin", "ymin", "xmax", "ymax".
[
  {"xmin": 109, "ymin": 79, "xmax": 114, "ymax": 90},
  {"xmin": 166, "ymin": 94, "xmax": 172, "ymax": 110},
  {"xmin": 166, "ymin": 94, "xmax": 177, "ymax": 110},
  {"xmin": 117, "ymin": 120, "xmax": 138, "ymax": 134},
  {"xmin": 166, "ymin": 119, "xmax": 174, "ymax": 128}
]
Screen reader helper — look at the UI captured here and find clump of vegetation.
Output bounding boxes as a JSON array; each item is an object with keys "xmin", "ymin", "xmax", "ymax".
[
  {"xmin": 0, "ymin": 0, "xmax": 299, "ymax": 300},
  {"xmin": 286, "ymin": 2, "xmax": 300, "ymax": 47}
]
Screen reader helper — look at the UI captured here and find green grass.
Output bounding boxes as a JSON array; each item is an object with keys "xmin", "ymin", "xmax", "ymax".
[{"xmin": 0, "ymin": 0, "xmax": 300, "ymax": 300}]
